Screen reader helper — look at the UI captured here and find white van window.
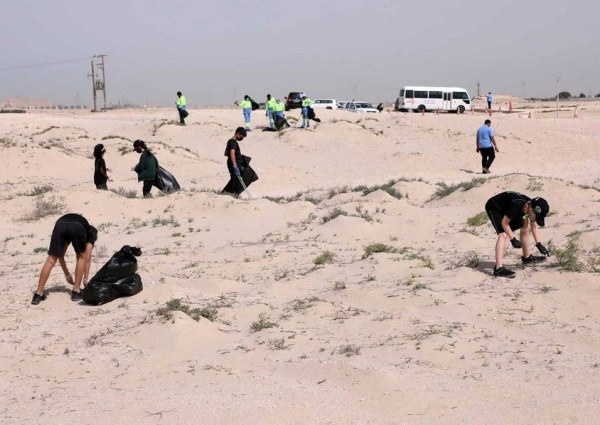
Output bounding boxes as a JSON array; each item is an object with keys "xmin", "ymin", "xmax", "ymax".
[
  {"xmin": 429, "ymin": 91, "xmax": 442, "ymax": 99},
  {"xmin": 405, "ymin": 90, "xmax": 413, "ymax": 98},
  {"xmin": 414, "ymin": 90, "xmax": 427, "ymax": 98},
  {"xmin": 452, "ymin": 92, "xmax": 469, "ymax": 100}
]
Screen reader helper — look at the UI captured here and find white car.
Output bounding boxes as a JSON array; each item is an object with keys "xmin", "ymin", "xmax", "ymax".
[
  {"xmin": 311, "ymin": 99, "xmax": 338, "ymax": 109},
  {"xmin": 338, "ymin": 101, "xmax": 350, "ymax": 109},
  {"xmin": 347, "ymin": 101, "xmax": 378, "ymax": 113}
]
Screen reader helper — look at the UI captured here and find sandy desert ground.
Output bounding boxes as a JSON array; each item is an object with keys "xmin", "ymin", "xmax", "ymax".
[{"xmin": 0, "ymin": 101, "xmax": 599, "ymax": 424}]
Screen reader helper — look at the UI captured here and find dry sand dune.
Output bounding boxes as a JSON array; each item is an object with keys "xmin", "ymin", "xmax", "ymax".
[{"xmin": 0, "ymin": 106, "xmax": 599, "ymax": 424}]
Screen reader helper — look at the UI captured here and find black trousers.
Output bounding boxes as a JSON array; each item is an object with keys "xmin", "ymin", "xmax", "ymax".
[
  {"xmin": 178, "ymin": 109, "xmax": 186, "ymax": 124},
  {"xmin": 222, "ymin": 163, "xmax": 244, "ymax": 195},
  {"xmin": 480, "ymin": 147, "xmax": 495, "ymax": 170},
  {"xmin": 142, "ymin": 180, "xmax": 154, "ymax": 197}
]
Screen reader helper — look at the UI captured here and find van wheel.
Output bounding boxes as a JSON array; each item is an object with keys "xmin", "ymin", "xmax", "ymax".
[
  {"xmin": 457, "ymin": 106, "xmax": 465, "ymax": 114},
  {"xmin": 326, "ymin": 106, "xmax": 332, "ymax": 110},
  {"xmin": 417, "ymin": 105, "xmax": 426, "ymax": 113}
]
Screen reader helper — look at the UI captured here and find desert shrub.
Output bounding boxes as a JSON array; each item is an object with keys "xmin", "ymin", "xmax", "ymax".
[
  {"xmin": 19, "ymin": 185, "xmax": 53, "ymax": 197},
  {"xmin": 588, "ymin": 246, "xmax": 600, "ymax": 272},
  {"xmin": 363, "ymin": 243, "xmax": 398, "ymax": 258},
  {"xmin": 433, "ymin": 178, "xmax": 486, "ymax": 199},
  {"xmin": 250, "ymin": 312, "xmax": 278, "ymax": 332},
  {"xmin": 321, "ymin": 207, "xmax": 347, "ymax": 223},
  {"xmin": 313, "ymin": 251, "xmax": 335, "ymax": 265},
  {"xmin": 466, "ymin": 211, "xmax": 489, "ymax": 227},
  {"xmin": 23, "ymin": 196, "xmax": 65, "ymax": 221},
  {"xmin": 110, "ymin": 187, "xmax": 138, "ymax": 198},
  {"xmin": 156, "ymin": 298, "xmax": 218, "ymax": 322},
  {"xmin": 548, "ymin": 233, "xmax": 582, "ymax": 272}
]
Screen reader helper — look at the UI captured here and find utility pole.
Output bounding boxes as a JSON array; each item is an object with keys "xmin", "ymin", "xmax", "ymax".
[
  {"xmin": 88, "ymin": 59, "xmax": 97, "ymax": 112},
  {"xmin": 477, "ymin": 81, "xmax": 480, "ymax": 97},
  {"xmin": 556, "ymin": 77, "xmax": 561, "ymax": 119},
  {"xmin": 88, "ymin": 54, "xmax": 107, "ymax": 112}
]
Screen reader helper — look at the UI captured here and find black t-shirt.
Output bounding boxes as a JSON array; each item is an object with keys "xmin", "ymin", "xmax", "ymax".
[
  {"xmin": 487, "ymin": 191, "xmax": 530, "ymax": 219},
  {"xmin": 94, "ymin": 157, "xmax": 107, "ymax": 185},
  {"xmin": 58, "ymin": 213, "xmax": 91, "ymax": 230},
  {"xmin": 226, "ymin": 138, "xmax": 242, "ymax": 166}
]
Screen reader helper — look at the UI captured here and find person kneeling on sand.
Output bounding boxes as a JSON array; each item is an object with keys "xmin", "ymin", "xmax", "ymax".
[
  {"xmin": 133, "ymin": 140, "xmax": 157, "ymax": 198},
  {"xmin": 484, "ymin": 191, "xmax": 550, "ymax": 278},
  {"xmin": 32, "ymin": 214, "xmax": 98, "ymax": 304}
]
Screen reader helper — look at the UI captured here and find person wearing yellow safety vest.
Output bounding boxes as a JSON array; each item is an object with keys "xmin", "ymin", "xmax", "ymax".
[
  {"xmin": 175, "ymin": 91, "xmax": 187, "ymax": 125},
  {"xmin": 235, "ymin": 95, "xmax": 253, "ymax": 131},
  {"xmin": 274, "ymin": 97, "xmax": 285, "ymax": 119},
  {"xmin": 301, "ymin": 95, "xmax": 312, "ymax": 128},
  {"xmin": 265, "ymin": 94, "xmax": 276, "ymax": 129}
]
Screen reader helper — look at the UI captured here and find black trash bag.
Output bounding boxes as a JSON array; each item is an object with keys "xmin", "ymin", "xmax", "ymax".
[
  {"xmin": 112, "ymin": 273, "xmax": 143, "ymax": 296},
  {"xmin": 82, "ymin": 245, "xmax": 143, "ymax": 305},
  {"xmin": 308, "ymin": 107, "xmax": 321, "ymax": 123},
  {"xmin": 250, "ymin": 99, "xmax": 260, "ymax": 111},
  {"xmin": 222, "ymin": 155, "xmax": 259, "ymax": 195},
  {"xmin": 262, "ymin": 127, "xmax": 277, "ymax": 132},
  {"xmin": 181, "ymin": 109, "xmax": 189, "ymax": 118},
  {"xmin": 154, "ymin": 165, "xmax": 181, "ymax": 193},
  {"xmin": 275, "ymin": 115, "xmax": 290, "ymax": 131}
]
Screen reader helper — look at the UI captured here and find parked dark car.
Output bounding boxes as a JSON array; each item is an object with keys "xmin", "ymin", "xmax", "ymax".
[{"xmin": 285, "ymin": 92, "xmax": 303, "ymax": 111}]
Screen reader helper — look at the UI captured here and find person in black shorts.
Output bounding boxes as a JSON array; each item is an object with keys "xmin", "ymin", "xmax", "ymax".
[
  {"xmin": 485, "ymin": 191, "xmax": 550, "ymax": 278},
  {"xmin": 32, "ymin": 214, "xmax": 98, "ymax": 304},
  {"xmin": 221, "ymin": 127, "xmax": 247, "ymax": 196}
]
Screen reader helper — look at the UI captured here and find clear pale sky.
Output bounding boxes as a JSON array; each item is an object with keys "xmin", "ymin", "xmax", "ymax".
[{"xmin": 1, "ymin": 0, "xmax": 598, "ymax": 106}]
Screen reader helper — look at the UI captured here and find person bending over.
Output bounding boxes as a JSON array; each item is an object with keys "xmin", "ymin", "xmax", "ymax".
[
  {"xmin": 32, "ymin": 214, "xmax": 98, "ymax": 304},
  {"xmin": 485, "ymin": 191, "xmax": 550, "ymax": 278}
]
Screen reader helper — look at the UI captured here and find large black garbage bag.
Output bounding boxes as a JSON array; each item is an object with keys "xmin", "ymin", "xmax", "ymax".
[
  {"xmin": 82, "ymin": 245, "xmax": 143, "ymax": 305},
  {"xmin": 112, "ymin": 273, "xmax": 143, "ymax": 296},
  {"xmin": 154, "ymin": 165, "xmax": 181, "ymax": 194},
  {"xmin": 275, "ymin": 115, "xmax": 290, "ymax": 130},
  {"xmin": 308, "ymin": 107, "xmax": 321, "ymax": 123},
  {"xmin": 251, "ymin": 99, "xmax": 260, "ymax": 111},
  {"xmin": 222, "ymin": 155, "xmax": 259, "ymax": 195}
]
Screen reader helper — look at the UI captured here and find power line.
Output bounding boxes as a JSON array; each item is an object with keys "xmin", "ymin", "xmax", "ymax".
[{"xmin": 0, "ymin": 56, "xmax": 91, "ymax": 72}]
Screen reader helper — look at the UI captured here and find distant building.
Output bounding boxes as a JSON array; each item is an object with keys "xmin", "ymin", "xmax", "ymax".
[{"xmin": 0, "ymin": 97, "xmax": 54, "ymax": 109}]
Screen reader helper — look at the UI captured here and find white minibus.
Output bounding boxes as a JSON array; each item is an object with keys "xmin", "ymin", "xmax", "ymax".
[{"xmin": 394, "ymin": 86, "xmax": 472, "ymax": 113}]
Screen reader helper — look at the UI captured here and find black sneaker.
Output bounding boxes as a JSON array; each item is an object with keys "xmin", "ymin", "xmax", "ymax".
[
  {"xmin": 31, "ymin": 292, "xmax": 47, "ymax": 305},
  {"xmin": 493, "ymin": 266, "xmax": 516, "ymax": 278},
  {"xmin": 71, "ymin": 290, "xmax": 82, "ymax": 302},
  {"xmin": 522, "ymin": 255, "xmax": 547, "ymax": 264}
]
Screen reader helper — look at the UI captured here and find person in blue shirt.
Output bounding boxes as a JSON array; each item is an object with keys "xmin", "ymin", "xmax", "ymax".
[
  {"xmin": 486, "ymin": 92, "xmax": 493, "ymax": 110},
  {"xmin": 476, "ymin": 119, "xmax": 499, "ymax": 174}
]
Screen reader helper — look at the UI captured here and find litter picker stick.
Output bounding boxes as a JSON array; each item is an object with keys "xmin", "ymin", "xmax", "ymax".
[{"xmin": 237, "ymin": 176, "xmax": 253, "ymax": 200}]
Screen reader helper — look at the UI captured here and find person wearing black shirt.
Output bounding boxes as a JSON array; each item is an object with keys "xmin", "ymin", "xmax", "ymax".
[
  {"xmin": 222, "ymin": 127, "xmax": 247, "ymax": 195},
  {"xmin": 485, "ymin": 191, "xmax": 550, "ymax": 278},
  {"xmin": 32, "ymin": 214, "xmax": 98, "ymax": 304},
  {"xmin": 93, "ymin": 144, "xmax": 110, "ymax": 190}
]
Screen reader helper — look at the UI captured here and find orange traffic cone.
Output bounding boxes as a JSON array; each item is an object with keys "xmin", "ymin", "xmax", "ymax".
[
  {"xmin": 574, "ymin": 106, "xmax": 578, "ymax": 118},
  {"xmin": 499, "ymin": 105, "xmax": 502, "ymax": 112},
  {"xmin": 421, "ymin": 108, "xmax": 425, "ymax": 116},
  {"xmin": 488, "ymin": 109, "xmax": 492, "ymax": 117},
  {"xmin": 436, "ymin": 108, "xmax": 439, "ymax": 115},
  {"xmin": 528, "ymin": 112, "xmax": 531, "ymax": 119},
  {"xmin": 509, "ymin": 101, "xmax": 513, "ymax": 111}
]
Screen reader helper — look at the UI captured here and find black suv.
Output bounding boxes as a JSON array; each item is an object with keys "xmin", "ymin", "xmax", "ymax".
[{"xmin": 285, "ymin": 92, "xmax": 303, "ymax": 111}]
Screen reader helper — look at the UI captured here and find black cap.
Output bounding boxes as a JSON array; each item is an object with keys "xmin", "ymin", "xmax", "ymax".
[{"xmin": 531, "ymin": 197, "xmax": 549, "ymax": 227}]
